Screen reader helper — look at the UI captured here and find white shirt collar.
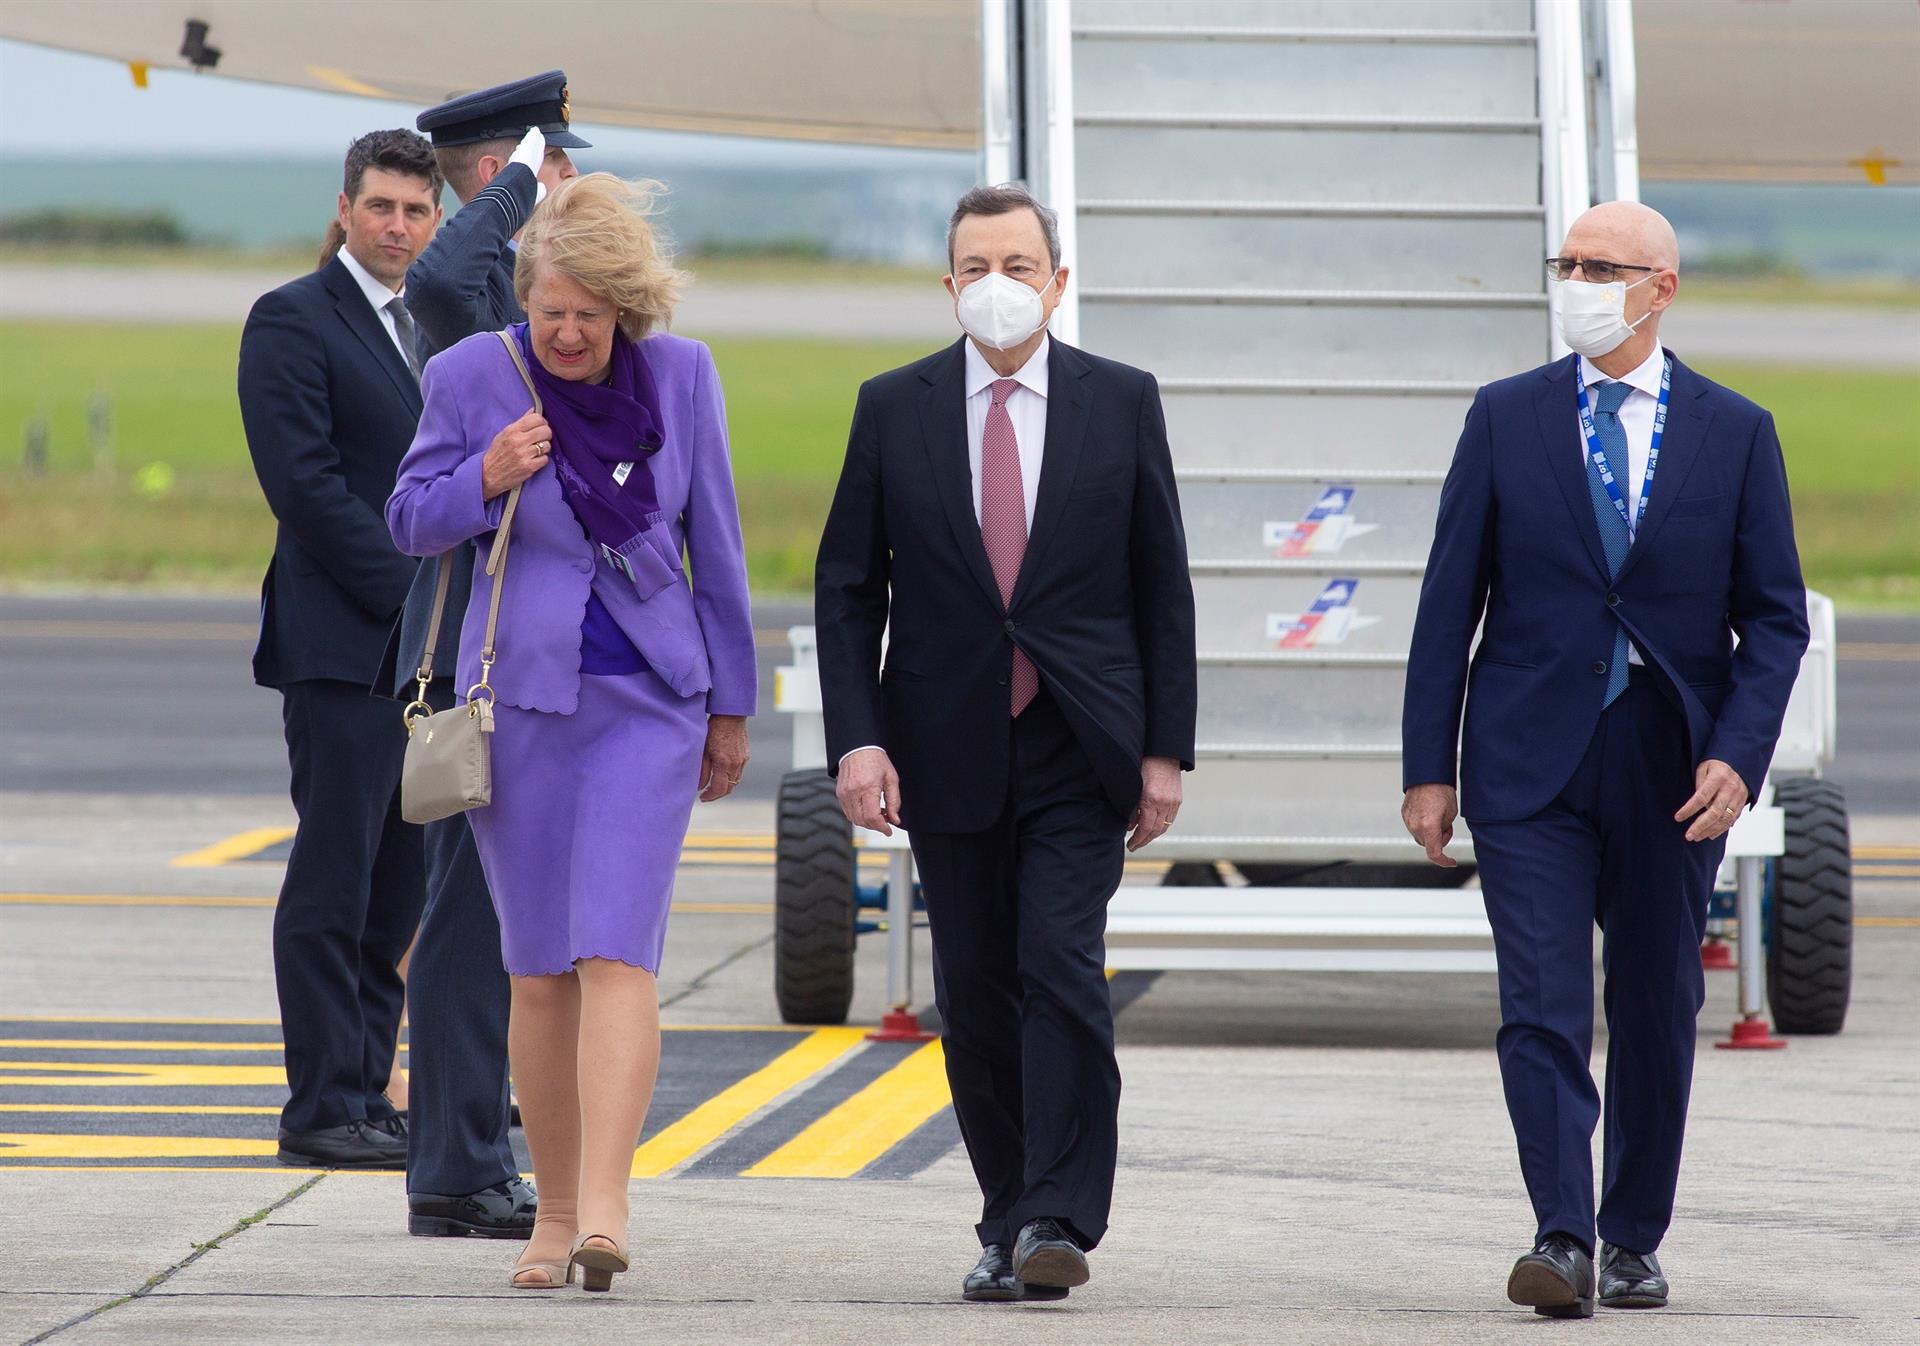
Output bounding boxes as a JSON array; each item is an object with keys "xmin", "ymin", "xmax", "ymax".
[
  {"xmin": 1579, "ymin": 343, "xmax": 1665, "ymax": 400},
  {"xmin": 335, "ymin": 243, "xmax": 404, "ymax": 311},
  {"xmin": 964, "ymin": 334, "xmax": 1050, "ymax": 402}
]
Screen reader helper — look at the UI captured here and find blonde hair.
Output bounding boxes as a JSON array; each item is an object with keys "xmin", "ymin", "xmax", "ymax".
[{"xmin": 515, "ymin": 173, "xmax": 685, "ymax": 340}]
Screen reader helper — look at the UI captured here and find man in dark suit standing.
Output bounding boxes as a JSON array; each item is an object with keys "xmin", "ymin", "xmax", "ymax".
[
  {"xmin": 1402, "ymin": 201, "xmax": 1809, "ymax": 1317},
  {"xmin": 816, "ymin": 184, "xmax": 1196, "ymax": 1302},
  {"xmin": 383, "ymin": 71, "xmax": 582, "ymax": 1241},
  {"xmin": 238, "ymin": 129, "xmax": 443, "ymax": 1168}
]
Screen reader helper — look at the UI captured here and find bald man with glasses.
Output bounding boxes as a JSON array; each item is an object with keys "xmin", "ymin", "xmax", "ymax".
[{"xmin": 1401, "ymin": 201, "xmax": 1808, "ymax": 1317}]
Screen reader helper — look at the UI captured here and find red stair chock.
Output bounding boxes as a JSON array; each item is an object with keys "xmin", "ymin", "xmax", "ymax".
[
  {"xmin": 1715, "ymin": 1015, "xmax": 1788, "ymax": 1050},
  {"xmin": 868, "ymin": 1008, "xmax": 936, "ymax": 1044},
  {"xmin": 1700, "ymin": 940, "xmax": 1737, "ymax": 972}
]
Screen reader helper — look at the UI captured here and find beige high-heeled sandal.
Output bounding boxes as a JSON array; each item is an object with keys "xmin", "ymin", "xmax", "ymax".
[
  {"xmin": 508, "ymin": 1256, "xmax": 574, "ymax": 1290},
  {"xmin": 569, "ymin": 1233, "xmax": 630, "ymax": 1293}
]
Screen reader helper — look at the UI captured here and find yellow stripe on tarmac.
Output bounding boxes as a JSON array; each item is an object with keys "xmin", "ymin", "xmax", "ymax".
[
  {"xmin": 0, "ymin": 1104, "xmax": 281, "ymax": 1116},
  {"xmin": 1857, "ymin": 916, "xmax": 1920, "ymax": 928},
  {"xmin": 169, "ymin": 828, "xmax": 296, "ymax": 869},
  {"xmin": 1856, "ymin": 845, "xmax": 1920, "ymax": 859},
  {"xmin": 0, "ymin": 1039, "xmax": 298, "ymax": 1053},
  {"xmin": 0, "ymin": 894, "xmax": 276, "ymax": 908},
  {"xmin": 0, "ymin": 1062, "xmax": 286, "ymax": 1088},
  {"xmin": 630, "ymin": 1026, "xmax": 866, "ymax": 1178},
  {"xmin": 0, "ymin": 1133, "xmax": 279, "ymax": 1161},
  {"xmin": 745, "ymin": 1040, "xmax": 950, "ymax": 1179}
]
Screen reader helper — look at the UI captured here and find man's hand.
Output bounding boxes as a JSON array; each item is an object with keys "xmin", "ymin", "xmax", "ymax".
[
  {"xmin": 698, "ymin": 715, "xmax": 749, "ymax": 803},
  {"xmin": 1402, "ymin": 783, "xmax": 1460, "ymax": 867},
  {"xmin": 1674, "ymin": 758, "xmax": 1748, "ymax": 842},
  {"xmin": 837, "ymin": 748, "xmax": 903, "ymax": 836},
  {"xmin": 508, "ymin": 127, "xmax": 549, "ymax": 206},
  {"xmin": 481, "ymin": 409, "xmax": 552, "ymax": 499},
  {"xmin": 1127, "ymin": 756, "xmax": 1183, "ymax": 852}
]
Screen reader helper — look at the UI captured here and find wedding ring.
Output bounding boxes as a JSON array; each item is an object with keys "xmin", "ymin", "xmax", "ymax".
[{"xmin": 534, "ymin": 441, "xmax": 550, "ymax": 456}]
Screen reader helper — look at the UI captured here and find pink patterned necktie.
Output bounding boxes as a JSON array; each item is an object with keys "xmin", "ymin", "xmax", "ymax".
[{"xmin": 981, "ymin": 377, "xmax": 1038, "ymax": 716}]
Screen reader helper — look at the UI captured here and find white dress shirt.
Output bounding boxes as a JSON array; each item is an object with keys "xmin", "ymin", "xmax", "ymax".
[
  {"xmin": 964, "ymin": 334, "xmax": 1050, "ymax": 530},
  {"xmin": 839, "ymin": 336, "xmax": 1052, "ymax": 770},
  {"xmin": 334, "ymin": 244, "xmax": 414, "ymax": 364},
  {"xmin": 1577, "ymin": 343, "xmax": 1666, "ymax": 665}
]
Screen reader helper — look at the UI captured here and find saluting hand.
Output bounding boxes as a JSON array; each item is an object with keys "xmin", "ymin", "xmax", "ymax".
[
  {"xmin": 1675, "ymin": 758, "xmax": 1748, "ymax": 843},
  {"xmin": 481, "ymin": 409, "xmax": 552, "ymax": 500}
]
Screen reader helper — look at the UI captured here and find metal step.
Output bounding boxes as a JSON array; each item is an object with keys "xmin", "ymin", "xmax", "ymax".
[
  {"xmin": 1074, "ymin": 0, "xmax": 1532, "ymax": 32},
  {"xmin": 1073, "ymin": 30, "xmax": 1538, "ymax": 121},
  {"xmin": 1078, "ymin": 112, "xmax": 1540, "ymax": 132},
  {"xmin": 1073, "ymin": 25, "xmax": 1535, "ymax": 46},
  {"xmin": 1076, "ymin": 123, "xmax": 1542, "ymax": 205}
]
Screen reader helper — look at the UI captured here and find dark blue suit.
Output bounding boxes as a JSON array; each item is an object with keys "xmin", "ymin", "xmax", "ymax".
[
  {"xmin": 381, "ymin": 163, "xmax": 537, "ymax": 1199},
  {"xmin": 238, "ymin": 256, "xmax": 427, "ymax": 1136},
  {"xmin": 1403, "ymin": 350, "xmax": 1807, "ymax": 1253}
]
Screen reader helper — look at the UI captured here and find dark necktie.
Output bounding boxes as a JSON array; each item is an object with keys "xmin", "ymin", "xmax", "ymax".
[
  {"xmin": 1585, "ymin": 380, "xmax": 1634, "ymax": 709},
  {"xmin": 980, "ymin": 377, "xmax": 1038, "ymax": 716},
  {"xmin": 385, "ymin": 294, "xmax": 424, "ymax": 382}
]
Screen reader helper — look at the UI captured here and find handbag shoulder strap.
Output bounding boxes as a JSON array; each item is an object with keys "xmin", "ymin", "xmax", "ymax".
[{"xmin": 410, "ymin": 331, "xmax": 533, "ymax": 701}]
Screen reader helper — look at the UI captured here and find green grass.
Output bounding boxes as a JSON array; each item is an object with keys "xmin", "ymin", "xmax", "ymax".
[
  {"xmin": 1690, "ymin": 360, "xmax": 1920, "ymax": 609},
  {"xmin": 0, "ymin": 322, "xmax": 926, "ymax": 594},
  {"xmin": 1, "ymin": 324, "xmax": 1915, "ymax": 607}
]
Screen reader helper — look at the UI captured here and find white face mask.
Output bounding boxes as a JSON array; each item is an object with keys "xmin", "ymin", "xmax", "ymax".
[
  {"xmin": 1550, "ymin": 275, "xmax": 1656, "ymax": 359},
  {"xmin": 952, "ymin": 270, "xmax": 1057, "ymax": 351}
]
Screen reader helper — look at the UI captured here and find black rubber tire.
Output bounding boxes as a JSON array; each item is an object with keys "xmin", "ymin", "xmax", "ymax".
[
  {"xmin": 1234, "ymin": 861, "xmax": 1477, "ymax": 889},
  {"xmin": 1160, "ymin": 862, "xmax": 1226, "ymax": 887},
  {"xmin": 1766, "ymin": 776, "xmax": 1852, "ymax": 1035},
  {"xmin": 773, "ymin": 768, "xmax": 857, "ymax": 1025}
]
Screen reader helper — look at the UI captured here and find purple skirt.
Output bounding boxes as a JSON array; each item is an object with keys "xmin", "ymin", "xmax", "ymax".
[{"xmin": 467, "ymin": 668, "xmax": 706, "ymax": 976}]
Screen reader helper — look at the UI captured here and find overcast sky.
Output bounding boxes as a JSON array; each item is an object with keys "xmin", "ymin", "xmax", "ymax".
[{"xmin": 0, "ymin": 39, "xmax": 937, "ymax": 167}]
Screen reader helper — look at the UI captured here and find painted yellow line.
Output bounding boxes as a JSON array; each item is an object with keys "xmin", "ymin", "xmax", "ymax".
[
  {"xmin": 1856, "ymin": 846, "xmax": 1920, "ymax": 859},
  {"xmin": 0, "ymin": 1062, "xmax": 286, "ymax": 1088},
  {"xmin": 0, "ymin": 1103, "xmax": 281, "ymax": 1116},
  {"xmin": 169, "ymin": 828, "xmax": 296, "ymax": 870},
  {"xmin": 303, "ymin": 65, "xmax": 392, "ymax": 98},
  {"xmin": 685, "ymin": 833, "xmax": 777, "ymax": 849},
  {"xmin": 0, "ymin": 1132, "xmax": 279, "ymax": 1161},
  {"xmin": 629, "ymin": 1026, "xmax": 866, "ymax": 1178},
  {"xmin": 0, "ymin": 1165, "xmax": 396, "ymax": 1175},
  {"xmin": 745, "ymin": 1040, "xmax": 951, "ymax": 1179},
  {"xmin": 1836, "ymin": 642, "xmax": 1920, "ymax": 662},
  {"xmin": 0, "ymin": 1014, "xmax": 283, "ymax": 1027},
  {"xmin": 1857, "ymin": 916, "xmax": 1920, "ymax": 928},
  {"xmin": 0, "ymin": 1039, "xmax": 294, "ymax": 1053},
  {"xmin": 0, "ymin": 894, "xmax": 276, "ymax": 908}
]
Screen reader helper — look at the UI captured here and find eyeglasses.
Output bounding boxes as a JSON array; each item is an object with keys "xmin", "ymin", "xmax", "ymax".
[{"xmin": 1546, "ymin": 257, "xmax": 1658, "ymax": 284}]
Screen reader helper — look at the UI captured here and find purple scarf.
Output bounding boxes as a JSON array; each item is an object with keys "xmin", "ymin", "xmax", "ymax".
[{"xmin": 513, "ymin": 323, "xmax": 663, "ymax": 550}]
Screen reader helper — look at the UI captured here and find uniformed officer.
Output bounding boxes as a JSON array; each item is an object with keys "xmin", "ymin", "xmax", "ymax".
[{"xmin": 386, "ymin": 70, "xmax": 585, "ymax": 1242}]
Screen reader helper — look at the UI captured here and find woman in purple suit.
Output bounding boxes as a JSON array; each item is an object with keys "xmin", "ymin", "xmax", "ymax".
[{"xmin": 387, "ymin": 174, "xmax": 755, "ymax": 1293}]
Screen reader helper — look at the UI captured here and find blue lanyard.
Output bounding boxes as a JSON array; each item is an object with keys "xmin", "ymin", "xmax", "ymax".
[{"xmin": 1575, "ymin": 355, "xmax": 1671, "ymax": 536}]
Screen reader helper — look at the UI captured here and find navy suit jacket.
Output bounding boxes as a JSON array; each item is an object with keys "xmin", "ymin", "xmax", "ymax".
[
  {"xmin": 238, "ymin": 256, "xmax": 422, "ymax": 689},
  {"xmin": 1402, "ymin": 349, "xmax": 1809, "ymax": 823},
  {"xmin": 380, "ymin": 164, "xmax": 537, "ymax": 696},
  {"xmin": 816, "ymin": 338, "xmax": 1197, "ymax": 832}
]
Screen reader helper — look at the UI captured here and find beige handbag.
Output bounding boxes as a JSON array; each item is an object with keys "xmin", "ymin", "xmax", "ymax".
[{"xmin": 400, "ymin": 331, "xmax": 538, "ymax": 824}]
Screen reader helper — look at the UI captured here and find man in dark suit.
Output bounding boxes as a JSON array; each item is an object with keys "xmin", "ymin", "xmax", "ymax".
[
  {"xmin": 238, "ymin": 129, "xmax": 443, "ymax": 1168},
  {"xmin": 816, "ymin": 184, "xmax": 1196, "ymax": 1302},
  {"xmin": 1402, "ymin": 201, "xmax": 1809, "ymax": 1317},
  {"xmin": 382, "ymin": 71, "xmax": 583, "ymax": 1241}
]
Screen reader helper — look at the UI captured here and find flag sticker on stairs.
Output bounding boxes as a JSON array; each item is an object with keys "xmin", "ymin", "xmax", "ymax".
[
  {"xmin": 1268, "ymin": 578, "xmax": 1381, "ymax": 649},
  {"xmin": 1263, "ymin": 485, "xmax": 1377, "ymax": 557}
]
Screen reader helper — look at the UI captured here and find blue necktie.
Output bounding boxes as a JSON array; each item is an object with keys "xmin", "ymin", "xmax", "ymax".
[{"xmin": 1585, "ymin": 380, "xmax": 1634, "ymax": 709}]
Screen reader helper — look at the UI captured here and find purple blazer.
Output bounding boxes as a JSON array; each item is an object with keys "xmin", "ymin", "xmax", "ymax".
[{"xmin": 386, "ymin": 330, "xmax": 756, "ymax": 718}]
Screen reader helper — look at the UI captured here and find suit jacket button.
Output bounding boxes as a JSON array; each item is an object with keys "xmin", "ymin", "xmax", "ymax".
[
  {"xmin": 1592, "ymin": 660, "xmax": 1607, "ymax": 675},
  {"xmin": 1003, "ymin": 619, "xmax": 1016, "ymax": 634},
  {"xmin": 1607, "ymin": 593, "xmax": 1621, "ymax": 607}
]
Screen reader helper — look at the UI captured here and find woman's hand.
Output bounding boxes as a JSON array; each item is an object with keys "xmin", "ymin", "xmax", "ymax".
[
  {"xmin": 481, "ymin": 409, "xmax": 553, "ymax": 500},
  {"xmin": 699, "ymin": 715, "xmax": 750, "ymax": 802}
]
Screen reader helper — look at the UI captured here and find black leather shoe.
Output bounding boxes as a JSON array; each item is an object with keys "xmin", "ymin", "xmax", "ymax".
[
  {"xmin": 408, "ymin": 1176, "xmax": 537, "ymax": 1239},
  {"xmin": 1012, "ymin": 1218, "xmax": 1090, "ymax": 1289},
  {"xmin": 1598, "ymin": 1244, "xmax": 1669, "ymax": 1308},
  {"xmin": 277, "ymin": 1120, "xmax": 407, "ymax": 1169},
  {"xmin": 1507, "ymin": 1233, "xmax": 1596, "ymax": 1318},
  {"xmin": 961, "ymin": 1244, "xmax": 1069, "ymax": 1303},
  {"xmin": 369, "ymin": 1113, "xmax": 408, "ymax": 1142}
]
